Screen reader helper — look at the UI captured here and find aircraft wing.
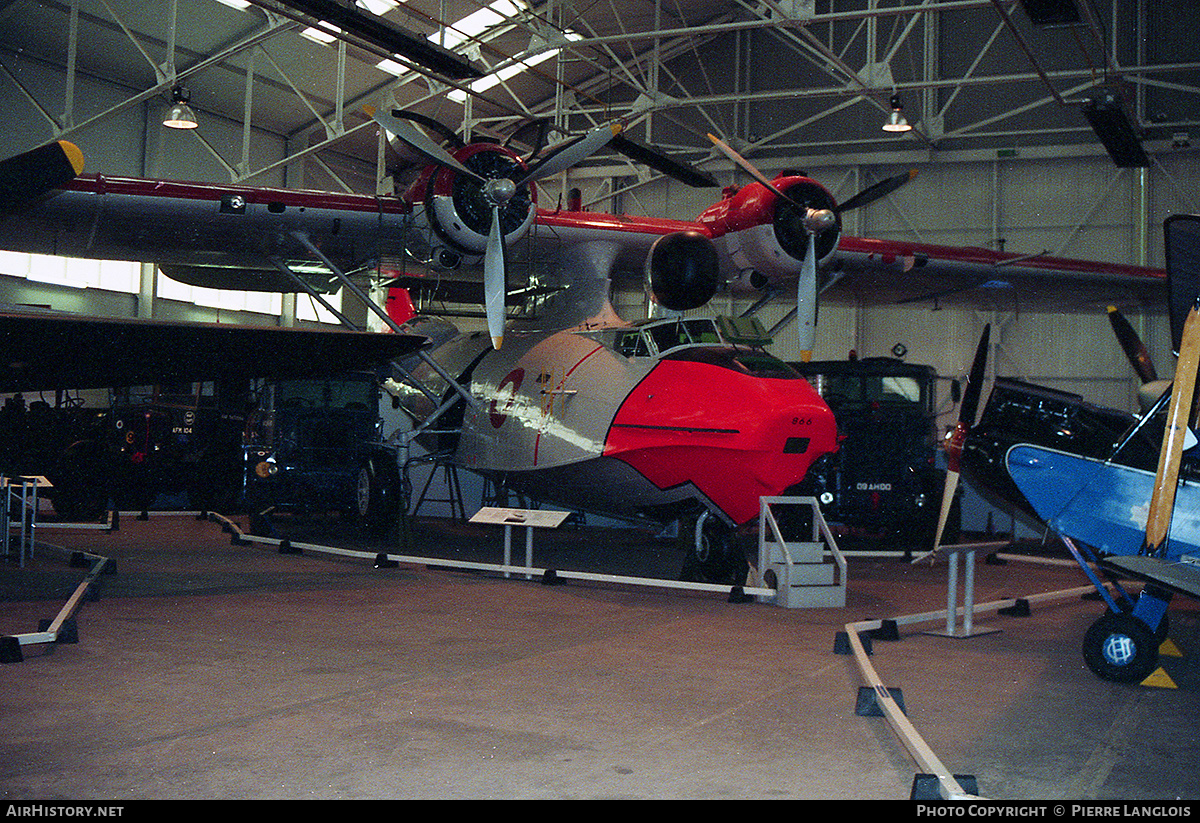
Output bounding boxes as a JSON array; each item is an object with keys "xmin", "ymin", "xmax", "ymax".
[
  {"xmin": 0, "ymin": 174, "xmax": 416, "ymax": 294},
  {"xmin": 0, "ymin": 307, "xmax": 428, "ymax": 393},
  {"xmin": 0, "ymin": 165, "xmax": 1166, "ymax": 328},
  {"xmin": 1103, "ymin": 555, "xmax": 1200, "ymax": 600},
  {"xmin": 829, "ymin": 235, "xmax": 1166, "ymax": 305},
  {"xmin": 534, "ymin": 209, "xmax": 1166, "ymax": 286}
]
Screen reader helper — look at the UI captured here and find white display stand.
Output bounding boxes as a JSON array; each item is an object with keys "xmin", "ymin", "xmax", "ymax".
[
  {"xmin": 469, "ymin": 507, "xmax": 572, "ymax": 579},
  {"xmin": 914, "ymin": 541, "xmax": 1008, "ymax": 638},
  {"xmin": 3, "ymin": 476, "xmax": 51, "ymax": 568}
]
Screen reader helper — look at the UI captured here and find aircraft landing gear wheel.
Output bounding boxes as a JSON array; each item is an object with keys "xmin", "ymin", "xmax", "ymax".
[
  {"xmin": 355, "ymin": 458, "xmax": 400, "ymax": 537},
  {"xmin": 680, "ymin": 512, "xmax": 748, "ymax": 585},
  {"xmin": 1082, "ymin": 612, "xmax": 1160, "ymax": 683}
]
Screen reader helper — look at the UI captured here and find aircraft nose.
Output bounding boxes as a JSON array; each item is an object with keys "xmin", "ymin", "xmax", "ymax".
[{"xmin": 605, "ymin": 354, "xmax": 837, "ymax": 525}]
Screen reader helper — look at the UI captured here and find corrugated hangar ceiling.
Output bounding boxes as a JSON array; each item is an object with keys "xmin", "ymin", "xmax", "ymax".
[{"xmin": 0, "ymin": 0, "xmax": 1197, "ymax": 190}]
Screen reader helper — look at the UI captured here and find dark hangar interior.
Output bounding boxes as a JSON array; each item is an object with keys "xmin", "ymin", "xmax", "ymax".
[{"xmin": 1, "ymin": 0, "xmax": 1199, "ymax": 803}]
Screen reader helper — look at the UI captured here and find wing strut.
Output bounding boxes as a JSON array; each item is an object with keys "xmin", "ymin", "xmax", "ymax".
[
  {"xmin": 286, "ymin": 231, "xmax": 479, "ymax": 411},
  {"xmin": 268, "ymin": 256, "xmax": 360, "ymax": 330}
]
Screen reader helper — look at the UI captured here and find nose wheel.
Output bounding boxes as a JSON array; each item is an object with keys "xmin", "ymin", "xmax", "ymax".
[{"xmin": 679, "ymin": 511, "xmax": 749, "ymax": 585}]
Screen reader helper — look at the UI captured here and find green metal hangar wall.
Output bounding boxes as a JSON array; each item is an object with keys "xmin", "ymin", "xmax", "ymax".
[{"xmin": 0, "ymin": 0, "xmax": 1197, "ymax": 536}]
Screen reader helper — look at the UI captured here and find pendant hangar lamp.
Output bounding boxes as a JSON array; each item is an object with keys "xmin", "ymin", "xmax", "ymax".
[
  {"xmin": 163, "ymin": 86, "xmax": 198, "ymax": 129},
  {"xmin": 882, "ymin": 94, "xmax": 912, "ymax": 133}
]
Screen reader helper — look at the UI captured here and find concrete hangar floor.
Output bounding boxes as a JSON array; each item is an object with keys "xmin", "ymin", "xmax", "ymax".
[{"xmin": 1, "ymin": 509, "xmax": 1198, "ymax": 801}]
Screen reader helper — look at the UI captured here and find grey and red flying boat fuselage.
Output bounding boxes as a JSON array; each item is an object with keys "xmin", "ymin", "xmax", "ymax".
[
  {"xmin": 1, "ymin": 154, "xmax": 843, "ymax": 529},
  {"xmin": 392, "ymin": 313, "xmax": 838, "ymax": 528}
]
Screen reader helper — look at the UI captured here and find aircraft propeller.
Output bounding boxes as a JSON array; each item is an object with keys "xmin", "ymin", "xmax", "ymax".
[
  {"xmin": 1107, "ymin": 304, "xmax": 1177, "ymax": 415},
  {"xmin": 0, "ymin": 140, "xmax": 84, "ymax": 210},
  {"xmin": 1144, "ymin": 304, "xmax": 1200, "ymax": 556},
  {"xmin": 370, "ymin": 106, "xmax": 621, "ymax": 349},
  {"xmin": 705, "ymin": 132, "xmax": 914, "ymax": 359},
  {"xmin": 504, "ymin": 117, "xmax": 551, "ymax": 161},
  {"xmin": 933, "ymin": 323, "xmax": 991, "ymax": 551},
  {"xmin": 834, "ymin": 169, "xmax": 918, "ymax": 214},
  {"xmin": 1107, "ymin": 305, "xmax": 1158, "ymax": 384},
  {"xmin": 503, "ymin": 117, "xmax": 717, "ymax": 188}
]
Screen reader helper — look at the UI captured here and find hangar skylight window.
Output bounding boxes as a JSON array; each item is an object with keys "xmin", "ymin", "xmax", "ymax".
[
  {"xmin": 299, "ymin": 2, "xmax": 402, "ymax": 45},
  {"xmin": 376, "ymin": 0, "xmax": 524, "ymax": 77},
  {"xmin": 438, "ymin": 0, "xmax": 524, "ymax": 50},
  {"xmin": 357, "ymin": 0, "xmax": 401, "ymax": 14},
  {"xmin": 372, "ymin": 0, "xmax": 580, "ymax": 101},
  {"xmin": 445, "ymin": 32, "xmax": 581, "ymax": 103},
  {"xmin": 301, "ymin": 23, "xmax": 341, "ymax": 45}
]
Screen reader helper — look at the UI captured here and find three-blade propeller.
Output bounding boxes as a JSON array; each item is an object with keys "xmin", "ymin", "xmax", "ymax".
[
  {"xmin": 371, "ymin": 106, "xmax": 620, "ymax": 349},
  {"xmin": 705, "ymin": 133, "xmax": 913, "ymax": 358},
  {"xmin": 932, "ymin": 323, "xmax": 991, "ymax": 552}
]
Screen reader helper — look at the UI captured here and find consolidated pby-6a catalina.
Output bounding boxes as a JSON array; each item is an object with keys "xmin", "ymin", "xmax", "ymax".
[{"xmin": 0, "ymin": 121, "xmax": 1167, "ymax": 580}]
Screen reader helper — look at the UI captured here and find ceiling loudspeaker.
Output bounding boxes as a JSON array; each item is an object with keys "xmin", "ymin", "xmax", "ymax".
[
  {"xmin": 1018, "ymin": 0, "xmax": 1083, "ymax": 26},
  {"xmin": 1082, "ymin": 87, "xmax": 1150, "ymax": 168}
]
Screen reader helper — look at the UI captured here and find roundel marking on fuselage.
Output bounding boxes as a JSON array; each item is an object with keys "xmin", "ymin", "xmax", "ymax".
[{"xmin": 489, "ymin": 367, "xmax": 525, "ymax": 429}]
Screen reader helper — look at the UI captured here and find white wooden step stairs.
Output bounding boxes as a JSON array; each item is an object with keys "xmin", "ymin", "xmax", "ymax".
[{"xmin": 756, "ymin": 496, "xmax": 847, "ymax": 608}]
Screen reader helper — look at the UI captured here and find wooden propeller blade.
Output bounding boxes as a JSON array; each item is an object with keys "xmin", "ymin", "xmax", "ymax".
[
  {"xmin": 933, "ymin": 324, "xmax": 990, "ymax": 551},
  {"xmin": 932, "ymin": 470, "xmax": 960, "ymax": 551},
  {"xmin": 959, "ymin": 323, "xmax": 991, "ymax": 432},
  {"xmin": 1143, "ymin": 303, "xmax": 1200, "ymax": 555}
]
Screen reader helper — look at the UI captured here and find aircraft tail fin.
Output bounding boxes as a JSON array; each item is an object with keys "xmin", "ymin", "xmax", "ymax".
[{"xmin": 386, "ymin": 286, "xmax": 417, "ymax": 326}]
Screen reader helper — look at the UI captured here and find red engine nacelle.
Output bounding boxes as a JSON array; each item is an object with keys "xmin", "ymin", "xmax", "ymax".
[{"xmin": 698, "ymin": 175, "xmax": 842, "ymax": 289}]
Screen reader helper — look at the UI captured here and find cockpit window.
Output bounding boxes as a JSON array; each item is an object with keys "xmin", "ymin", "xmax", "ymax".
[
  {"xmin": 617, "ymin": 317, "xmax": 724, "ymax": 358},
  {"xmin": 616, "ymin": 330, "xmax": 651, "ymax": 358},
  {"xmin": 646, "ymin": 318, "xmax": 721, "ymax": 354}
]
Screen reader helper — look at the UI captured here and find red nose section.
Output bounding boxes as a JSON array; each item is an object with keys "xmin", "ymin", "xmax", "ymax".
[{"xmin": 603, "ymin": 357, "xmax": 837, "ymax": 526}]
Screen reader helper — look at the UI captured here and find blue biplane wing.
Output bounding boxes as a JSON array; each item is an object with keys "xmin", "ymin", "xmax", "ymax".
[{"xmin": 1005, "ymin": 444, "xmax": 1200, "ymax": 560}]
